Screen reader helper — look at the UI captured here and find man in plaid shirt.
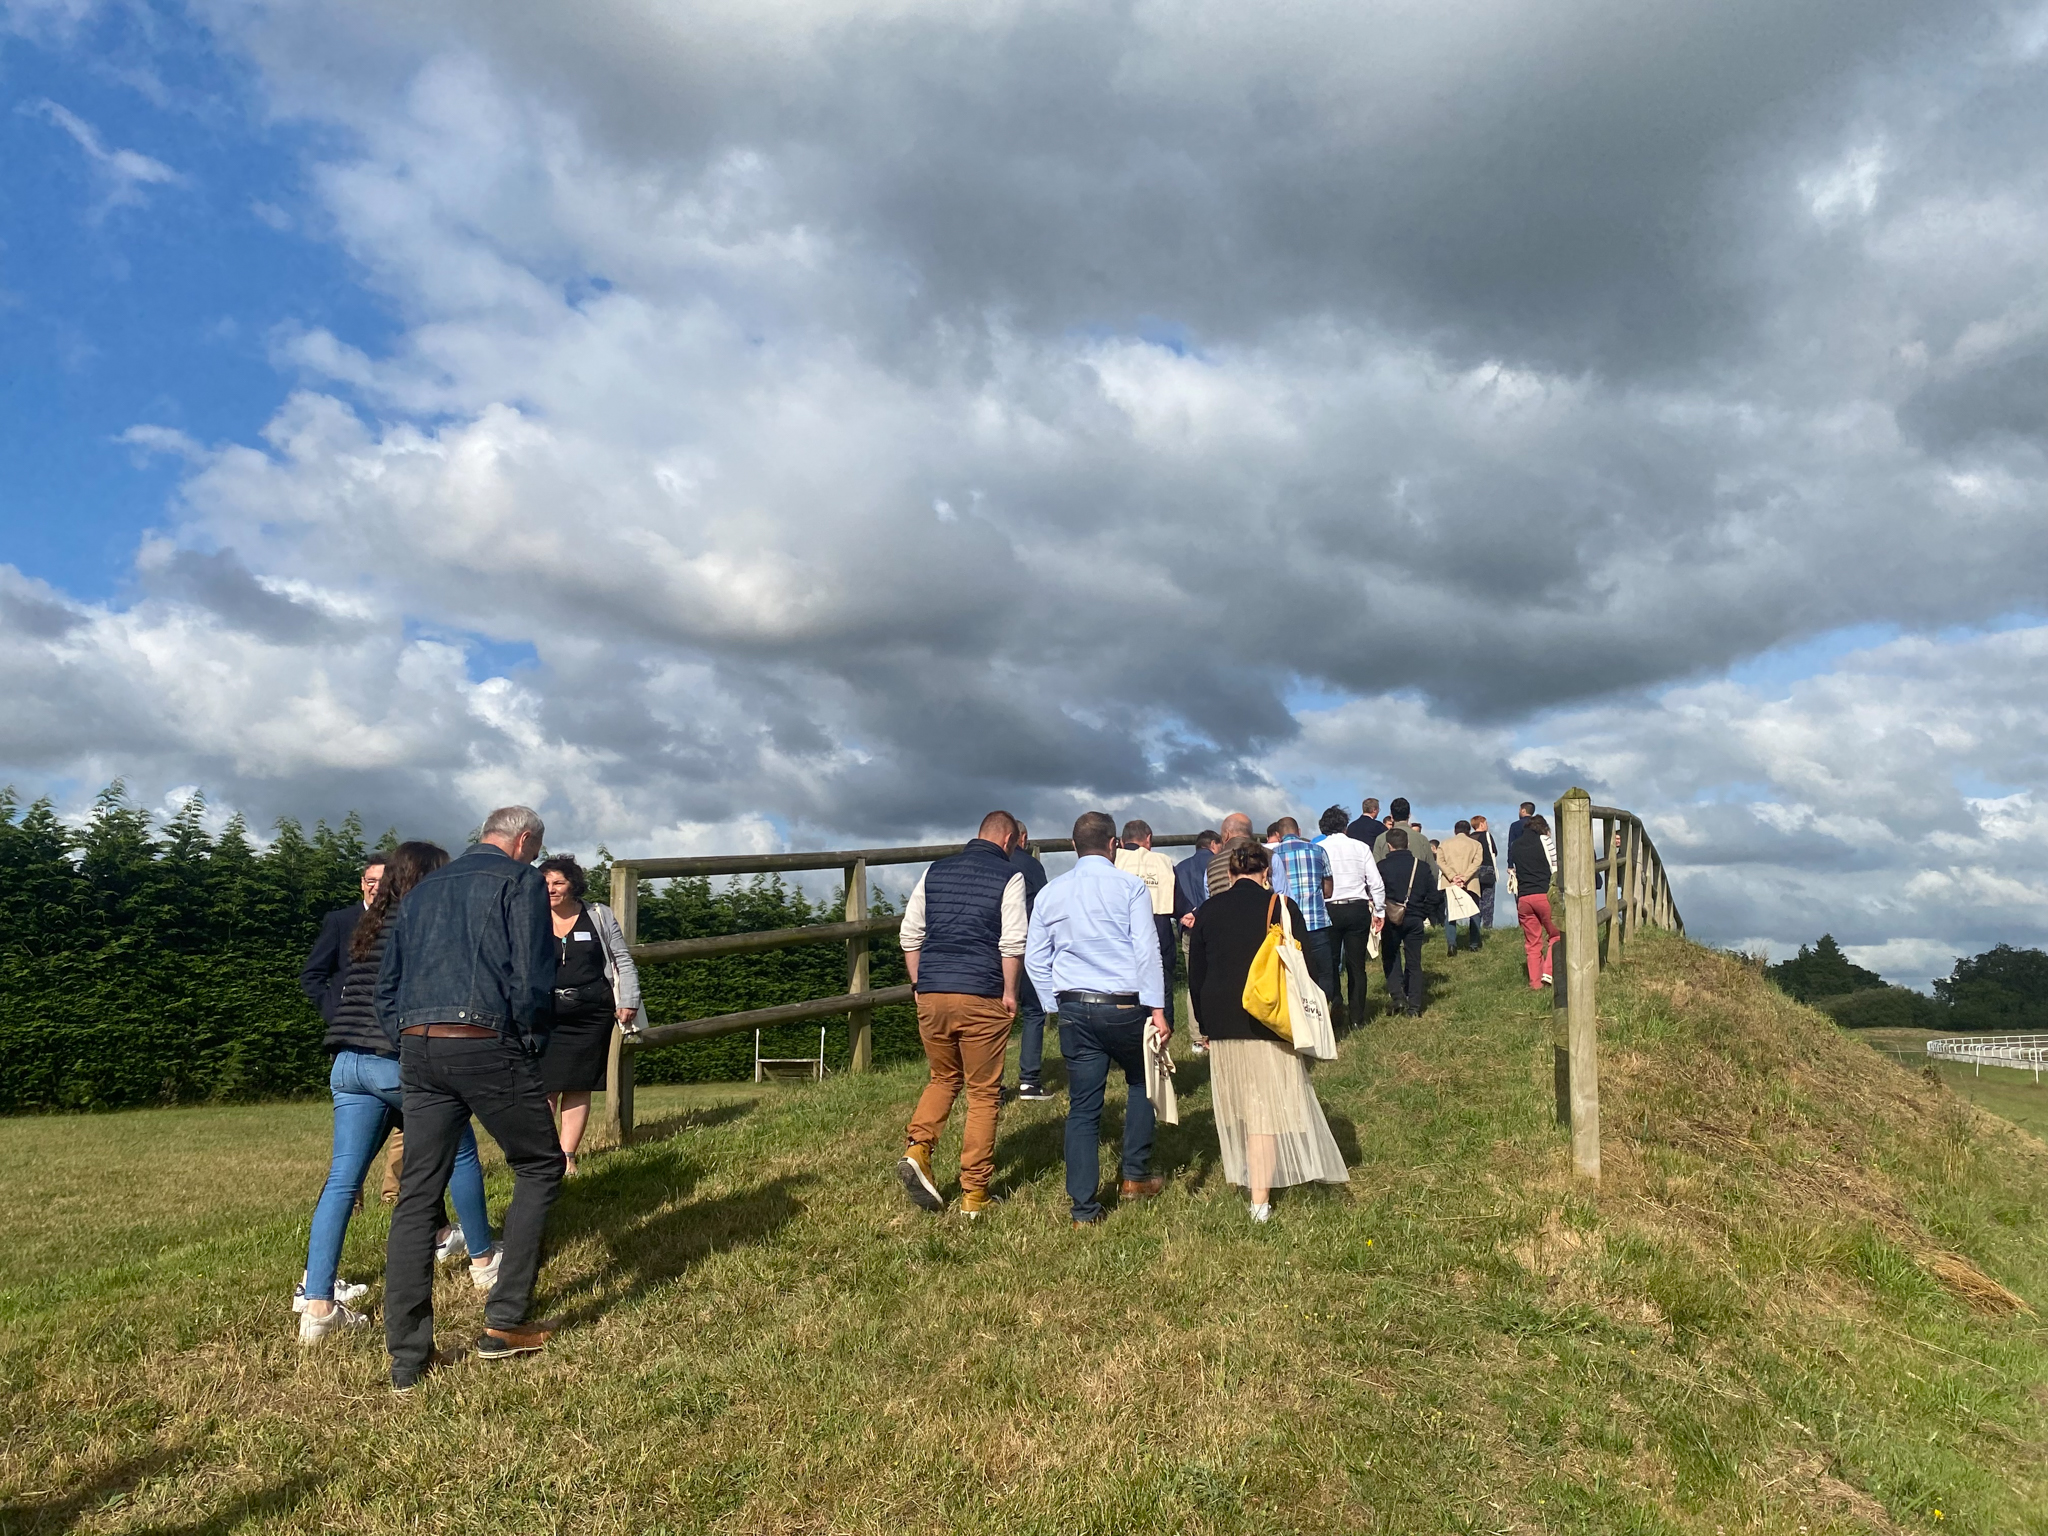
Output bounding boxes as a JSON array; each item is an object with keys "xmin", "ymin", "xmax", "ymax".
[{"xmin": 1268, "ymin": 816, "xmax": 1336, "ymax": 1006}]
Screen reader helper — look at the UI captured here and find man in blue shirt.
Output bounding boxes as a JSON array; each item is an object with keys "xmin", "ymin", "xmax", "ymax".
[{"xmin": 1025, "ymin": 811, "xmax": 1169, "ymax": 1225}]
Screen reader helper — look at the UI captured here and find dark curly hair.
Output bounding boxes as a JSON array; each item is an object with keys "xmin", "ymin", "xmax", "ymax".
[
  {"xmin": 1227, "ymin": 840, "xmax": 1272, "ymax": 878},
  {"xmin": 539, "ymin": 855, "xmax": 587, "ymax": 900}
]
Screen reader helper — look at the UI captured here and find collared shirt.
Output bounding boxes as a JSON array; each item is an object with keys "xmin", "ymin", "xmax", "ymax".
[
  {"xmin": 1024, "ymin": 854, "xmax": 1165, "ymax": 1008},
  {"xmin": 1269, "ymin": 835, "xmax": 1332, "ymax": 930},
  {"xmin": 1317, "ymin": 832, "xmax": 1385, "ymax": 909},
  {"xmin": 1115, "ymin": 845, "xmax": 1177, "ymax": 916}
]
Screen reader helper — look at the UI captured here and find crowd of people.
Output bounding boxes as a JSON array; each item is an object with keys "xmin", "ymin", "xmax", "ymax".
[
  {"xmin": 895, "ymin": 796, "xmax": 1564, "ymax": 1229},
  {"xmin": 289, "ymin": 796, "xmax": 1562, "ymax": 1390}
]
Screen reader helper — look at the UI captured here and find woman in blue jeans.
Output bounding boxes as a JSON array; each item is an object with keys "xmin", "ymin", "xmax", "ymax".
[{"xmin": 298, "ymin": 841, "xmax": 497, "ymax": 1343}]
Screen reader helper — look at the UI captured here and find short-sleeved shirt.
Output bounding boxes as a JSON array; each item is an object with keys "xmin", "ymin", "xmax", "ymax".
[{"xmin": 1269, "ymin": 835, "xmax": 1332, "ymax": 931}]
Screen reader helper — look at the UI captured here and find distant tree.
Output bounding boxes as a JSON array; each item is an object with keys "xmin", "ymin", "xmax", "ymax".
[
  {"xmin": 1934, "ymin": 944, "xmax": 2048, "ymax": 1033},
  {"xmin": 1768, "ymin": 934, "xmax": 1886, "ymax": 1002}
]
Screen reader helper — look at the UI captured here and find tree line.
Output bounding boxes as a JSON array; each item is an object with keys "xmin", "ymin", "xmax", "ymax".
[
  {"xmin": 0, "ymin": 784, "xmax": 914, "ymax": 1113},
  {"xmin": 1769, "ymin": 933, "xmax": 2048, "ymax": 1032}
]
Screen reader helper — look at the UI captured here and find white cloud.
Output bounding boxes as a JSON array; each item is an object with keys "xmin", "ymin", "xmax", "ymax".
[{"xmin": 22, "ymin": 97, "xmax": 186, "ymax": 212}]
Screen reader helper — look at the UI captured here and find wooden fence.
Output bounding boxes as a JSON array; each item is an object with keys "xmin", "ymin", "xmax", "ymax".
[
  {"xmin": 598, "ymin": 834, "xmax": 1203, "ymax": 1148},
  {"xmin": 1552, "ymin": 788, "xmax": 1685, "ymax": 1182},
  {"xmin": 595, "ymin": 800, "xmax": 1683, "ymax": 1176}
]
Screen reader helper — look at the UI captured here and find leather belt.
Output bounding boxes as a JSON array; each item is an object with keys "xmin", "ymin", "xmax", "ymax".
[
  {"xmin": 1056, "ymin": 990, "xmax": 1141, "ymax": 1008},
  {"xmin": 401, "ymin": 1024, "xmax": 499, "ymax": 1039}
]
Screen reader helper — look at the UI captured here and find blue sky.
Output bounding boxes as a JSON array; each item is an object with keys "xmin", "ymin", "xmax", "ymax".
[{"xmin": 2, "ymin": 8, "xmax": 389, "ymax": 597}]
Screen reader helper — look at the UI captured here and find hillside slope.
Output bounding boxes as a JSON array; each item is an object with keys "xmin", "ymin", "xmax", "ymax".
[{"xmin": 3, "ymin": 931, "xmax": 2045, "ymax": 1534}]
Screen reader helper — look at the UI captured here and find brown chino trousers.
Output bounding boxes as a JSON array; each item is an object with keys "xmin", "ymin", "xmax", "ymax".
[{"xmin": 906, "ymin": 992, "xmax": 1012, "ymax": 1195}]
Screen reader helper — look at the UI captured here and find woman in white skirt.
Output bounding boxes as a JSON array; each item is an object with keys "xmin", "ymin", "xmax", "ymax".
[{"xmin": 1187, "ymin": 839, "xmax": 1350, "ymax": 1220}]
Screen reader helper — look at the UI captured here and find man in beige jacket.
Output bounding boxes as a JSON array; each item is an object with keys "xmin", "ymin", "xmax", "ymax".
[
  {"xmin": 1117, "ymin": 820, "xmax": 1181, "ymax": 1030},
  {"xmin": 1437, "ymin": 820, "xmax": 1486, "ymax": 955}
]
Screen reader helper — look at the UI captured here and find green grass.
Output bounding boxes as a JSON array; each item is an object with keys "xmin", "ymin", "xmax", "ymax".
[
  {"xmin": 4, "ymin": 933, "xmax": 2047, "ymax": 1533},
  {"xmin": 1855, "ymin": 1029, "xmax": 2048, "ymax": 1141}
]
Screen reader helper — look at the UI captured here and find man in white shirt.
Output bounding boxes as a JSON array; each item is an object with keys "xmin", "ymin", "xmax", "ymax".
[
  {"xmin": 1026, "ymin": 812, "xmax": 1169, "ymax": 1226},
  {"xmin": 894, "ymin": 812, "xmax": 1029, "ymax": 1219},
  {"xmin": 1316, "ymin": 805, "xmax": 1385, "ymax": 1030}
]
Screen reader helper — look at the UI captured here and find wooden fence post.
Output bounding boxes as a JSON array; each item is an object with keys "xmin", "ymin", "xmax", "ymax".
[
  {"xmin": 1558, "ymin": 789, "xmax": 1601, "ymax": 1180},
  {"xmin": 1608, "ymin": 818, "xmax": 1627, "ymax": 965},
  {"xmin": 602, "ymin": 861, "xmax": 638, "ymax": 1149},
  {"xmin": 846, "ymin": 858, "xmax": 873, "ymax": 1073}
]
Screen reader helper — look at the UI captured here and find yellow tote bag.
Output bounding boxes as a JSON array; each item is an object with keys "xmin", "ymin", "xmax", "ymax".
[{"xmin": 1241, "ymin": 892, "xmax": 1296, "ymax": 1043}]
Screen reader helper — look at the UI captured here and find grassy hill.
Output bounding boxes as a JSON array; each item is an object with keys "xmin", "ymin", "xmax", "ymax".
[{"xmin": 3, "ymin": 931, "xmax": 2046, "ymax": 1534}]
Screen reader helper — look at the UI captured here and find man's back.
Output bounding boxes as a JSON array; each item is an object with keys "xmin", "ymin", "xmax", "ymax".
[
  {"xmin": 1346, "ymin": 813, "xmax": 1385, "ymax": 846},
  {"xmin": 1373, "ymin": 820, "xmax": 1437, "ymax": 868},
  {"xmin": 1026, "ymin": 856, "xmax": 1162, "ymax": 1001},
  {"xmin": 378, "ymin": 843, "xmax": 552, "ymax": 1044},
  {"xmin": 1270, "ymin": 835, "xmax": 1331, "ymax": 929},
  {"xmin": 905, "ymin": 839, "xmax": 1025, "ymax": 998},
  {"xmin": 1115, "ymin": 845, "xmax": 1176, "ymax": 916},
  {"xmin": 1439, "ymin": 832, "xmax": 1484, "ymax": 889}
]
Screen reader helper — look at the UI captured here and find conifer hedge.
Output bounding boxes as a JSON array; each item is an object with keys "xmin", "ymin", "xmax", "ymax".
[{"xmin": 0, "ymin": 784, "xmax": 916, "ymax": 1113}]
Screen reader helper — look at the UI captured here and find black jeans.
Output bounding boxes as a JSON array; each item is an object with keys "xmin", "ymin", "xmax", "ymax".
[
  {"xmin": 1153, "ymin": 914, "xmax": 1180, "ymax": 1030},
  {"xmin": 386, "ymin": 1032, "xmax": 565, "ymax": 1376},
  {"xmin": 1325, "ymin": 901, "xmax": 1376, "ymax": 1027},
  {"xmin": 1304, "ymin": 925, "xmax": 1339, "ymax": 1018},
  {"xmin": 1381, "ymin": 921, "xmax": 1428, "ymax": 1014},
  {"xmin": 1016, "ymin": 971, "xmax": 1048, "ymax": 1088}
]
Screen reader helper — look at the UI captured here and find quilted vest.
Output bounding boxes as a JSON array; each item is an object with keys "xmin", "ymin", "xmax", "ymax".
[{"xmin": 915, "ymin": 839, "xmax": 1015, "ymax": 998}]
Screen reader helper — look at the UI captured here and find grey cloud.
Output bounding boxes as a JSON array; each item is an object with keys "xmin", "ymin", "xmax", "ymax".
[
  {"xmin": 1898, "ymin": 335, "xmax": 2048, "ymax": 450},
  {"xmin": 142, "ymin": 547, "xmax": 359, "ymax": 645}
]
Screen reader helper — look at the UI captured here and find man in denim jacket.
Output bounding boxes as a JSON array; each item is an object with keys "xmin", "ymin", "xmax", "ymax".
[{"xmin": 377, "ymin": 804, "xmax": 562, "ymax": 1391}]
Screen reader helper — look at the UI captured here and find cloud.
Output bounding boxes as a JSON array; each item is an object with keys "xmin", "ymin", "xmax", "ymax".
[
  {"xmin": 0, "ymin": 0, "xmax": 2042, "ymax": 978},
  {"xmin": 22, "ymin": 96, "xmax": 186, "ymax": 212}
]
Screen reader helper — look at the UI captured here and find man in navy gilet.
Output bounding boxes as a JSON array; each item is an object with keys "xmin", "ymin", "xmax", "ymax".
[{"xmin": 895, "ymin": 811, "xmax": 1029, "ymax": 1218}]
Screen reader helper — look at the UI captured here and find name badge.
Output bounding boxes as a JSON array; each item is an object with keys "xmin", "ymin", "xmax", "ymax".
[{"xmin": 573, "ymin": 931, "xmax": 594, "ymax": 941}]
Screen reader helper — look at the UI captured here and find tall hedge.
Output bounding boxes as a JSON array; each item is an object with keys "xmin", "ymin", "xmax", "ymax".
[{"xmin": 0, "ymin": 785, "xmax": 918, "ymax": 1113}]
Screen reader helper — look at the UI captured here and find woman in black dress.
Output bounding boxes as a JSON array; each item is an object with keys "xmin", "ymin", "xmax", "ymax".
[{"xmin": 538, "ymin": 856, "xmax": 643, "ymax": 1175}]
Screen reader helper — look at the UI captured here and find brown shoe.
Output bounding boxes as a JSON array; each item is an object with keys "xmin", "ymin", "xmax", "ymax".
[
  {"xmin": 1120, "ymin": 1175, "xmax": 1165, "ymax": 1200},
  {"xmin": 476, "ymin": 1322, "xmax": 556, "ymax": 1360}
]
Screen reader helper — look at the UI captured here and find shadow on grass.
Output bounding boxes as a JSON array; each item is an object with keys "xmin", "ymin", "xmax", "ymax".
[
  {"xmin": 0, "ymin": 1445, "xmax": 325, "ymax": 1536},
  {"xmin": 622, "ymin": 1097, "xmax": 757, "ymax": 1148},
  {"xmin": 544, "ymin": 1172, "xmax": 813, "ymax": 1327}
]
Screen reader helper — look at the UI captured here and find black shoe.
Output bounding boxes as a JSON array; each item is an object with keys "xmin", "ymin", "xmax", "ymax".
[
  {"xmin": 390, "ymin": 1360, "xmax": 433, "ymax": 1395},
  {"xmin": 1015, "ymin": 1082, "xmax": 1053, "ymax": 1101}
]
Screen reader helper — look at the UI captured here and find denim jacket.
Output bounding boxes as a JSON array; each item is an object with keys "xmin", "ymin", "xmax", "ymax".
[{"xmin": 376, "ymin": 843, "xmax": 554, "ymax": 1051}]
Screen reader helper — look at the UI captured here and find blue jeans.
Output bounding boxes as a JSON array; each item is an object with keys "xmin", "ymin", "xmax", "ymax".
[
  {"xmin": 1016, "ymin": 972, "xmax": 1047, "ymax": 1088},
  {"xmin": 1059, "ymin": 999, "xmax": 1155, "ymax": 1221},
  {"xmin": 1447, "ymin": 914, "xmax": 1482, "ymax": 953},
  {"xmin": 303, "ymin": 1049, "xmax": 492, "ymax": 1302}
]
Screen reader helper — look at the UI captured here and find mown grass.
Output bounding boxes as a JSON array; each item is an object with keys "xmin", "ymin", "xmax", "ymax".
[{"xmin": 4, "ymin": 932, "xmax": 2046, "ymax": 1534}]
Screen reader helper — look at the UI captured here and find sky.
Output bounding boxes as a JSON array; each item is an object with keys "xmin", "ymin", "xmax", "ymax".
[{"xmin": 1, "ymin": 0, "xmax": 2044, "ymax": 988}]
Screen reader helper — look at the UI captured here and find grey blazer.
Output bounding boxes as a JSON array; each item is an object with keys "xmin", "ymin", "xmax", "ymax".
[{"xmin": 586, "ymin": 902, "xmax": 644, "ymax": 1020}]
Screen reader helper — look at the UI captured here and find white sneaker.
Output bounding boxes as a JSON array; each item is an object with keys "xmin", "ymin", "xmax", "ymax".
[
  {"xmin": 293, "ymin": 1275, "xmax": 369, "ymax": 1313},
  {"xmin": 470, "ymin": 1246, "xmax": 502, "ymax": 1291},
  {"xmin": 434, "ymin": 1225, "xmax": 468, "ymax": 1265},
  {"xmin": 1250, "ymin": 1203, "xmax": 1272, "ymax": 1224},
  {"xmin": 297, "ymin": 1299, "xmax": 369, "ymax": 1344}
]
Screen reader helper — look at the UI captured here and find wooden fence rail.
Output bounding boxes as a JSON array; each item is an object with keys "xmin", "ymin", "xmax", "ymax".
[
  {"xmin": 1553, "ymin": 789, "xmax": 1685, "ymax": 1182},
  {"xmin": 600, "ymin": 833, "xmax": 1202, "ymax": 1147}
]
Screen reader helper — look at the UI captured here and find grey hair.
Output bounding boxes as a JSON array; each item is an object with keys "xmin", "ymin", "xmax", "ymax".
[{"xmin": 480, "ymin": 805, "xmax": 545, "ymax": 843}]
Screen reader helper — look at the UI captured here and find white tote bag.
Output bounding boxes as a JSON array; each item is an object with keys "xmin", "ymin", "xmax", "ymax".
[
  {"xmin": 1275, "ymin": 893, "xmax": 1338, "ymax": 1061},
  {"xmin": 1444, "ymin": 881, "xmax": 1478, "ymax": 923}
]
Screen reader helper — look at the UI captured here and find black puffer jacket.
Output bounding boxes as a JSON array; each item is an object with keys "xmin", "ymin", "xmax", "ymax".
[{"xmin": 326, "ymin": 926, "xmax": 396, "ymax": 1057}]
